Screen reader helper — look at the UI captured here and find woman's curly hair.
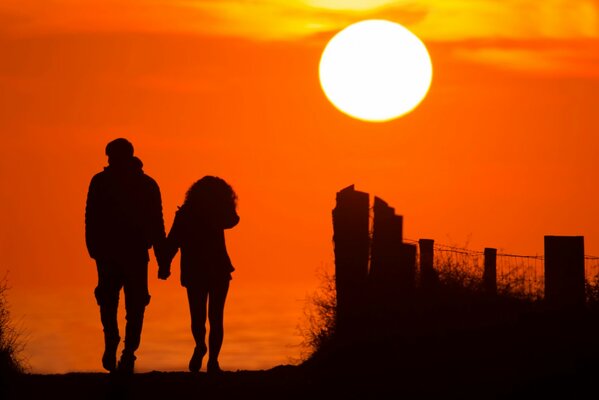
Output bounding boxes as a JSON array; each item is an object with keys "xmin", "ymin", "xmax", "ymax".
[{"xmin": 182, "ymin": 176, "xmax": 237, "ymax": 216}]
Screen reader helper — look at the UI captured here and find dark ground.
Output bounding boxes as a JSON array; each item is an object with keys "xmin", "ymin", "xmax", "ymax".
[
  {"xmin": 5, "ymin": 314, "xmax": 599, "ymax": 400},
  {"xmin": 7, "ymin": 366, "xmax": 313, "ymax": 400},
  {"xmin": 4, "ymin": 291, "xmax": 599, "ymax": 399},
  {"xmin": 5, "ymin": 357, "xmax": 597, "ymax": 400}
]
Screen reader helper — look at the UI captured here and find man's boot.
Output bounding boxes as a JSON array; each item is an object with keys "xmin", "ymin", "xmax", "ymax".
[
  {"xmin": 118, "ymin": 304, "xmax": 144, "ymax": 375},
  {"xmin": 102, "ymin": 335, "xmax": 120, "ymax": 372},
  {"xmin": 99, "ymin": 304, "xmax": 120, "ymax": 372}
]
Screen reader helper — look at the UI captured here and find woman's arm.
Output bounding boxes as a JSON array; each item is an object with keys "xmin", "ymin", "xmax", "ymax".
[{"xmin": 158, "ymin": 210, "xmax": 184, "ymax": 279}]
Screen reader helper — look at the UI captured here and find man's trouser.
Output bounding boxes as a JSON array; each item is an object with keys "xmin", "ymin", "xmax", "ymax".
[{"xmin": 94, "ymin": 258, "xmax": 151, "ymax": 355}]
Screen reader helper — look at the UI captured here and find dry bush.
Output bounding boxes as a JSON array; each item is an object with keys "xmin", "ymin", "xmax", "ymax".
[
  {"xmin": 0, "ymin": 275, "xmax": 26, "ymax": 376},
  {"xmin": 586, "ymin": 274, "xmax": 599, "ymax": 309},
  {"xmin": 299, "ymin": 268, "xmax": 336, "ymax": 360},
  {"xmin": 434, "ymin": 250, "xmax": 484, "ymax": 293}
]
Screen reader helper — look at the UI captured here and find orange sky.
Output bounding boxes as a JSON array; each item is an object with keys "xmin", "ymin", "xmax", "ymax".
[{"xmin": 1, "ymin": 0, "xmax": 599, "ymax": 372}]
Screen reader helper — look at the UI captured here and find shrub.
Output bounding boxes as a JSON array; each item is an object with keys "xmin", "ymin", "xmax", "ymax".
[
  {"xmin": 586, "ymin": 274, "xmax": 599, "ymax": 309},
  {"xmin": 0, "ymin": 275, "xmax": 25, "ymax": 377},
  {"xmin": 300, "ymin": 268, "xmax": 336, "ymax": 360},
  {"xmin": 302, "ymin": 251, "xmax": 544, "ymax": 362}
]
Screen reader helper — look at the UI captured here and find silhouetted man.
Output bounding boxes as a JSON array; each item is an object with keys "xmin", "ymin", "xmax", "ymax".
[{"xmin": 85, "ymin": 138, "xmax": 169, "ymax": 374}]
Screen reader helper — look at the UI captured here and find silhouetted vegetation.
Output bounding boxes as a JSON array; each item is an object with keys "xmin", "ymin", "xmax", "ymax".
[
  {"xmin": 586, "ymin": 274, "xmax": 599, "ymax": 309},
  {"xmin": 300, "ymin": 252, "xmax": 599, "ymax": 398},
  {"xmin": 300, "ymin": 269, "xmax": 336, "ymax": 360},
  {"xmin": 0, "ymin": 275, "xmax": 25, "ymax": 399},
  {"xmin": 302, "ymin": 253, "xmax": 544, "ymax": 360}
]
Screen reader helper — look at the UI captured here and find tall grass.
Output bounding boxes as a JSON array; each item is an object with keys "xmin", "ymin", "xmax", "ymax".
[
  {"xmin": 586, "ymin": 274, "xmax": 599, "ymax": 309},
  {"xmin": 300, "ymin": 268, "xmax": 336, "ymax": 360},
  {"xmin": 0, "ymin": 275, "xmax": 25, "ymax": 377},
  {"xmin": 301, "ymin": 252, "xmax": 549, "ymax": 360}
]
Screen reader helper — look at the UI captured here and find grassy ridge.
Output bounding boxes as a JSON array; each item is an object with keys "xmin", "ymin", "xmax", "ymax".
[{"xmin": 300, "ymin": 258, "xmax": 599, "ymax": 397}]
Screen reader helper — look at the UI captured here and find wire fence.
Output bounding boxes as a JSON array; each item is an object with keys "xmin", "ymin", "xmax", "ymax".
[
  {"xmin": 404, "ymin": 237, "xmax": 599, "ymax": 301},
  {"xmin": 587, "ymin": 255, "xmax": 599, "ymax": 275},
  {"xmin": 496, "ymin": 254, "xmax": 544, "ymax": 300}
]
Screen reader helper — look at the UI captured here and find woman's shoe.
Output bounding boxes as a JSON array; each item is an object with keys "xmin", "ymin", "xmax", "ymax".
[
  {"xmin": 189, "ymin": 347, "xmax": 206, "ymax": 373},
  {"xmin": 207, "ymin": 359, "xmax": 222, "ymax": 375},
  {"xmin": 117, "ymin": 351, "xmax": 136, "ymax": 375}
]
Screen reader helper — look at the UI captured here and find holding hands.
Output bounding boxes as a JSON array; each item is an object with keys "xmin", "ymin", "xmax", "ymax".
[
  {"xmin": 158, "ymin": 262, "xmax": 171, "ymax": 280},
  {"xmin": 155, "ymin": 240, "xmax": 174, "ymax": 280}
]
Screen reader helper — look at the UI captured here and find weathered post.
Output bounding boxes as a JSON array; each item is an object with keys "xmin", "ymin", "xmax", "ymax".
[
  {"xmin": 483, "ymin": 248, "xmax": 497, "ymax": 295},
  {"xmin": 544, "ymin": 236, "xmax": 585, "ymax": 309},
  {"xmin": 370, "ymin": 197, "xmax": 414, "ymax": 303},
  {"xmin": 332, "ymin": 185, "xmax": 370, "ymax": 333},
  {"xmin": 370, "ymin": 198, "xmax": 402, "ymax": 282},
  {"xmin": 419, "ymin": 239, "xmax": 436, "ymax": 289},
  {"xmin": 399, "ymin": 243, "xmax": 417, "ymax": 296}
]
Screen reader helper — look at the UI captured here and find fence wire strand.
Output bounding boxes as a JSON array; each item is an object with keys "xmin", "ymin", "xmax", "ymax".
[{"xmin": 404, "ymin": 237, "xmax": 599, "ymax": 300}]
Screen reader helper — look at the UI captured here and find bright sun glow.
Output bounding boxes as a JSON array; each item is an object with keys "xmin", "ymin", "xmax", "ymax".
[{"xmin": 319, "ymin": 19, "xmax": 433, "ymax": 122}]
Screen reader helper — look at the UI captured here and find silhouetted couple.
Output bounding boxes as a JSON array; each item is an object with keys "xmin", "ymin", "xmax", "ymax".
[{"xmin": 85, "ymin": 138, "xmax": 239, "ymax": 374}]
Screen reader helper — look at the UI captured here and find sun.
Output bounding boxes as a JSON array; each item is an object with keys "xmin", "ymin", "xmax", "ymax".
[{"xmin": 319, "ymin": 19, "xmax": 433, "ymax": 122}]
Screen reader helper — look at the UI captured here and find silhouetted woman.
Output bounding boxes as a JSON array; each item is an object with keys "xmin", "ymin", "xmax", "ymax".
[{"xmin": 164, "ymin": 176, "xmax": 239, "ymax": 373}]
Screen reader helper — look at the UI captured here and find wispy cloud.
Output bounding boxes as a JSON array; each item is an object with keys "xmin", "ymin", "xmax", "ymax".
[
  {"xmin": 1, "ymin": 0, "xmax": 597, "ymax": 41},
  {"xmin": 166, "ymin": 0, "xmax": 428, "ymax": 40},
  {"xmin": 1, "ymin": 0, "xmax": 599, "ymax": 75},
  {"xmin": 453, "ymin": 40, "xmax": 599, "ymax": 77},
  {"xmin": 166, "ymin": 0, "xmax": 599, "ymax": 41}
]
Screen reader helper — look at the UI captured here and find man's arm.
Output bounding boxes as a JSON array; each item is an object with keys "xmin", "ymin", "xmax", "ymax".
[
  {"xmin": 147, "ymin": 179, "xmax": 170, "ymax": 279},
  {"xmin": 85, "ymin": 176, "xmax": 100, "ymax": 259}
]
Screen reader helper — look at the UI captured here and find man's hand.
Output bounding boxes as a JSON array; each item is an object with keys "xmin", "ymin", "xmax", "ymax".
[{"xmin": 158, "ymin": 268, "xmax": 171, "ymax": 280}]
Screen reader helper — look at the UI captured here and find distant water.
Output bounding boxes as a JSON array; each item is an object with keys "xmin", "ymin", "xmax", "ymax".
[{"xmin": 12, "ymin": 280, "xmax": 313, "ymax": 373}]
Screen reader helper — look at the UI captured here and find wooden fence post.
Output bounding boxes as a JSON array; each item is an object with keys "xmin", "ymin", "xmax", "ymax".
[
  {"xmin": 483, "ymin": 248, "xmax": 497, "ymax": 295},
  {"xmin": 419, "ymin": 239, "xmax": 436, "ymax": 289},
  {"xmin": 332, "ymin": 185, "xmax": 370, "ymax": 333},
  {"xmin": 544, "ymin": 236, "xmax": 585, "ymax": 309},
  {"xmin": 399, "ymin": 243, "xmax": 417, "ymax": 296},
  {"xmin": 370, "ymin": 197, "xmax": 402, "ymax": 284},
  {"xmin": 370, "ymin": 197, "xmax": 414, "ymax": 303}
]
